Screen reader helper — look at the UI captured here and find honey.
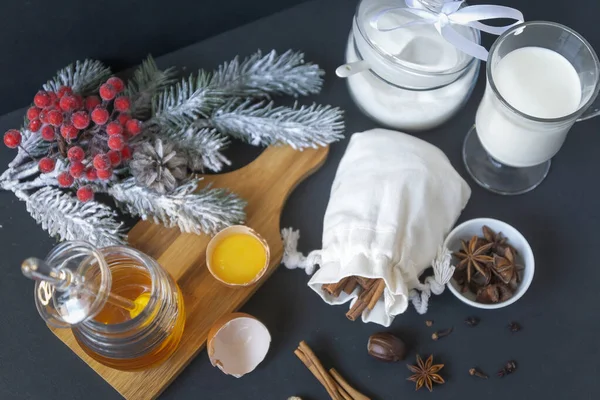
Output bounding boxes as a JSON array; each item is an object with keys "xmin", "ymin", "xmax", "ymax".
[
  {"xmin": 210, "ymin": 233, "xmax": 268, "ymax": 285},
  {"xmin": 93, "ymin": 266, "xmax": 152, "ymax": 324},
  {"xmin": 25, "ymin": 242, "xmax": 186, "ymax": 371},
  {"xmin": 75, "ymin": 266, "xmax": 185, "ymax": 371},
  {"xmin": 75, "ymin": 256, "xmax": 186, "ymax": 371}
]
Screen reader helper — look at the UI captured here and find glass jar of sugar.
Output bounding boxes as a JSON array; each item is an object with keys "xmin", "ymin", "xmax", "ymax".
[{"xmin": 340, "ymin": 0, "xmax": 480, "ymax": 131}]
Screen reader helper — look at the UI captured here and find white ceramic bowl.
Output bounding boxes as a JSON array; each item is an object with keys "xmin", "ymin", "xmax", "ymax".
[{"xmin": 444, "ymin": 218, "xmax": 534, "ymax": 309}]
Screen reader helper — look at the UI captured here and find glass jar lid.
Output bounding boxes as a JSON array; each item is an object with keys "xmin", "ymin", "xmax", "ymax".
[
  {"xmin": 31, "ymin": 241, "xmax": 111, "ymax": 328},
  {"xmin": 353, "ymin": 0, "xmax": 480, "ymax": 88}
]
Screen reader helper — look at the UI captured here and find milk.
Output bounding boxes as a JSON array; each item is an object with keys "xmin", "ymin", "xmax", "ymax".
[{"xmin": 476, "ymin": 47, "xmax": 582, "ymax": 167}]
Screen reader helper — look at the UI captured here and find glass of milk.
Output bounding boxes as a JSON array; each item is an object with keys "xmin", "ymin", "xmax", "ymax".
[{"xmin": 464, "ymin": 21, "xmax": 600, "ymax": 195}]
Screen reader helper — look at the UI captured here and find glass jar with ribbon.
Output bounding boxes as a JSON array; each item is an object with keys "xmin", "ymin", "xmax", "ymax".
[{"xmin": 337, "ymin": 0, "xmax": 523, "ymax": 131}]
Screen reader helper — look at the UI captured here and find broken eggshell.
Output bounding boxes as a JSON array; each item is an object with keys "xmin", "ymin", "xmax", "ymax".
[{"xmin": 207, "ymin": 312, "xmax": 271, "ymax": 378}]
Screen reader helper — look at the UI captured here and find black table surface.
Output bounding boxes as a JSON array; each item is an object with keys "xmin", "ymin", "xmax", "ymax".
[{"xmin": 1, "ymin": 0, "xmax": 599, "ymax": 399}]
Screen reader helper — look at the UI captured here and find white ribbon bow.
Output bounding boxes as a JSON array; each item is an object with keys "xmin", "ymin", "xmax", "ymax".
[{"xmin": 371, "ymin": 0, "xmax": 524, "ymax": 61}]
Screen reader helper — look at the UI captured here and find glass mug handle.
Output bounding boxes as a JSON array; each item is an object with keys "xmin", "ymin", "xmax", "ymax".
[{"xmin": 577, "ymin": 99, "xmax": 600, "ymax": 122}]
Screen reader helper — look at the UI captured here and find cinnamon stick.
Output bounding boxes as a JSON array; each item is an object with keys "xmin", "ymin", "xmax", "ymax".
[
  {"xmin": 298, "ymin": 342, "xmax": 342, "ymax": 400},
  {"xmin": 338, "ymin": 387, "xmax": 354, "ymax": 400},
  {"xmin": 342, "ymin": 277, "xmax": 358, "ymax": 294},
  {"xmin": 355, "ymin": 277, "xmax": 376, "ymax": 290},
  {"xmin": 346, "ymin": 298, "xmax": 368, "ymax": 321},
  {"xmin": 367, "ymin": 279, "xmax": 386, "ymax": 310},
  {"xmin": 294, "ymin": 349, "xmax": 339, "ymax": 400},
  {"xmin": 330, "ymin": 368, "xmax": 371, "ymax": 400},
  {"xmin": 346, "ymin": 278, "xmax": 380, "ymax": 321},
  {"xmin": 322, "ymin": 277, "xmax": 350, "ymax": 297}
]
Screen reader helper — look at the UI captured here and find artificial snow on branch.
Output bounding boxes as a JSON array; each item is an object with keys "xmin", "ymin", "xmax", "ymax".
[
  {"xmin": 125, "ymin": 56, "xmax": 177, "ymax": 119},
  {"xmin": 43, "ymin": 59, "xmax": 112, "ymax": 96},
  {"xmin": 200, "ymin": 100, "xmax": 345, "ymax": 149},
  {"xmin": 151, "ymin": 71, "xmax": 223, "ymax": 129},
  {"xmin": 109, "ymin": 178, "xmax": 246, "ymax": 235},
  {"xmin": 210, "ymin": 50, "xmax": 324, "ymax": 98},
  {"xmin": 8, "ymin": 127, "xmax": 51, "ymax": 169},
  {"xmin": 158, "ymin": 125, "xmax": 230, "ymax": 172},
  {"xmin": 26, "ymin": 187, "xmax": 126, "ymax": 247},
  {"xmin": 1, "ymin": 49, "xmax": 344, "ymax": 246}
]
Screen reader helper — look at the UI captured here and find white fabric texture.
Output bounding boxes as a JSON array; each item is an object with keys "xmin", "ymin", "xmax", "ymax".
[{"xmin": 283, "ymin": 128, "xmax": 471, "ymax": 326}]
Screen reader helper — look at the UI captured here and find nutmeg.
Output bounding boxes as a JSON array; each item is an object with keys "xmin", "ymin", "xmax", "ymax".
[{"xmin": 367, "ymin": 332, "xmax": 406, "ymax": 362}]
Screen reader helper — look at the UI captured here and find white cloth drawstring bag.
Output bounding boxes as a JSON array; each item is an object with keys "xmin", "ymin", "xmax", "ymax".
[{"xmin": 282, "ymin": 128, "xmax": 471, "ymax": 326}]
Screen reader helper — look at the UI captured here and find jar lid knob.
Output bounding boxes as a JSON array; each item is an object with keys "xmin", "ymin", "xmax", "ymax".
[{"xmin": 21, "ymin": 241, "xmax": 135, "ymax": 328}]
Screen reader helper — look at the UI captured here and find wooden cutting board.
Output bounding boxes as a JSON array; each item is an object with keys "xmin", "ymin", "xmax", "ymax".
[{"xmin": 49, "ymin": 145, "xmax": 329, "ymax": 400}]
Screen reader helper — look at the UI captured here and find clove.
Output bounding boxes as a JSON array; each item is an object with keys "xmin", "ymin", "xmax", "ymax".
[
  {"xmin": 425, "ymin": 320, "xmax": 433, "ymax": 327},
  {"xmin": 431, "ymin": 327, "xmax": 453, "ymax": 341},
  {"xmin": 497, "ymin": 360, "xmax": 517, "ymax": 377},
  {"xmin": 508, "ymin": 321, "xmax": 521, "ymax": 332},
  {"xmin": 469, "ymin": 368, "xmax": 488, "ymax": 379},
  {"xmin": 465, "ymin": 316, "xmax": 480, "ymax": 326}
]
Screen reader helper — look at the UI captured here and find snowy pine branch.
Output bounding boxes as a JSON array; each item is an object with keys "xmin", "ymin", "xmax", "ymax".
[
  {"xmin": 7, "ymin": 127, "xmax": 51, "ymax": 169},
  {"xmin": 1, "ymin": 159, "xmax": 64, "ymax": 193},
  {"xmin": 43, "ymin": 59, "xmax": 112, "ymax": 96},
  {"xmin": 210, "ymin": 50, "xmax": 324, "ymax": 98},
  {"xmin": 109, "ymin": 178, "xmax": 246, "ymax": 235},
  {"xmin": 26, "ymin": 187, "xmax": 126, "ymax": 247},
  {"xmin": 125, "ymin": 55, "xmax": 177, "ymax": 119},
  {"xmin": 158, "ymin": 125, "xmax": 230, "ymax": 172},
  {"xmin": 199, "ymin": 100, "xmax": 344, "ymax": 149},
  {"xmin": 151, "ymin": 71, "xmax": 223, "ymax": 129}
]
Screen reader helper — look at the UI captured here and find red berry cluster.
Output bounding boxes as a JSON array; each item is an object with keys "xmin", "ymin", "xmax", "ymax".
[{"xmin": 3, "ymin": 76, "xmax": 142, "ymax": 203}]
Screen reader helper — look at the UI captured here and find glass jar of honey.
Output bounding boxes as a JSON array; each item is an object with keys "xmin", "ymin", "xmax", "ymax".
[{"xmin": 22, "ymin": 241, "xmax": 185, "ymax": 371}]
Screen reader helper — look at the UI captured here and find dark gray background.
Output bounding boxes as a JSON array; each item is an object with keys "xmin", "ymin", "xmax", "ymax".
[
  {"xmin": 1, "ymin": 0, "xmax": 599, "ymax": 399},
  {"xmin": 0, "ymin": 0, "xmax": 305, "ymax": 115}
]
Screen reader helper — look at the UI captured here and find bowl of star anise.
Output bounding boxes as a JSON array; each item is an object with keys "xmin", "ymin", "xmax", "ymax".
[{"xmin": 444, "ymin": 218, "xmax": 534, "ymax": 309}]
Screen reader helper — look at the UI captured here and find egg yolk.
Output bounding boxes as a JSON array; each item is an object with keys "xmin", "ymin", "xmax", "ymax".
[{"xmin": 211, "ymin": 234, "xmax": 267, "ymax": 285}]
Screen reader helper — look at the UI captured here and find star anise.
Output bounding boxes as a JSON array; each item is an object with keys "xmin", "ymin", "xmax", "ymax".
[
  {"xmin": 407, "ymin": 354, "xmax": 445, "ymax": 392},
  {"xmin": 482, "ymin": 225, "xmax": 506, "ymax": 249},
  {"xmin": 482, "ymin": 225, "xmax": 516, "ymax": 257},
  {"xmin": 454, "ymin": 236, "xmax": 493, "ymax": 283},
  {"xmin": 476, "ymin": 283, "xmax": 513, "ymax": 303},
  {"xmin": 491, "ymin": 247, "xmax": 516, "ymax": 284}
]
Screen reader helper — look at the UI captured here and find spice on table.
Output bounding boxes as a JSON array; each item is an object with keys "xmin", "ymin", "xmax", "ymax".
[
  {"xmin": 469, "ymin": 368, "xmax": 488, "ymax": 379},
  {"xmin": 294, "ymin": 341, "xmax": 370, "ymax": 400},
  {"xmin": 367, "ymin": 332, "xmax": 407, "ymax": 362},
  {"xmin": 407, "ymin": 354, "xmax": 445, "ymax": 392},
  {"xmin": 497, "ymin": 360, "xmax": 518, "ymax": 377},
  {"xmin": 431, "ymin": 327, "xmax": 453, "ymax": 341},
  {"xmin": 464, "ymin": 316, "xmax": 480, "ymax": 326},
  {"xmin": 321, "ymin": 277, "xmax": 386, "ymax": 321},
  {"xmin": 508, "ymin": 321, "xmax": 521, "ymax": 332},
  {"xmin": 453, "ymin": 226, "xmax": 522, "ymax": 304},
  {"xmin": 425, "ymin": 320, "xmax": 434, "ymax": 327}
]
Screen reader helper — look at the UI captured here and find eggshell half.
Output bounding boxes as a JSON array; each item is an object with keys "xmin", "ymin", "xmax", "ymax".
[{"xmin": 207, "ymin": 312, "xmax": 271, "ymax": 378}]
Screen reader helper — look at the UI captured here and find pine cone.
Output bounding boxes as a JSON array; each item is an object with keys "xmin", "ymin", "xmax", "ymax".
[{"xmin": 130, "ymin": 139, "xmax": 187, "ymax": 193}]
